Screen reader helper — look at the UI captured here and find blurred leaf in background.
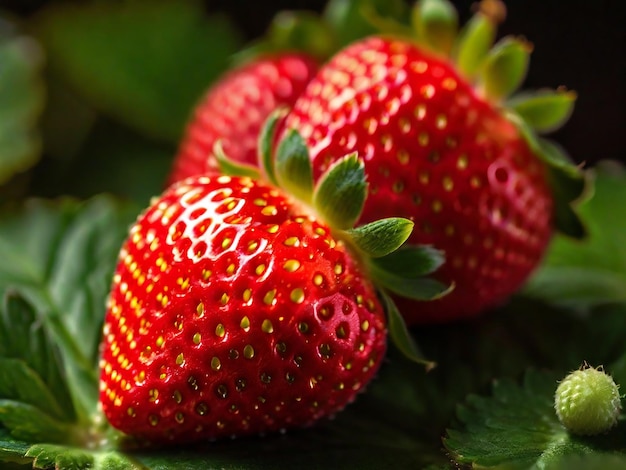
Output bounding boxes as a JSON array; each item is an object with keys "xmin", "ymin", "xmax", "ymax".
[
  {"xmin": 0, "ymin": 16, "xmax": 45, "ymax": 191},
  {"xmin": 1, "ymin": 0, "xmax": 247, "ymax": 206},
  {"xmin": 34, "ymin": 0, "xmax": 243, "ymax": 142},
  {"xmin": 525, "ymin": 162, "xmax": 626, "ymax": 309}
]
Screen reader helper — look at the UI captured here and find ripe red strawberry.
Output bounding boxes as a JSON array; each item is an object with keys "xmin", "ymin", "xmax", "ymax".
[
  {"xmin": 99, "ymin": 172, "xmax": 387, "ymax": 442},
  {"xmin": 283, "ymin": 1, "xmax": 585, "ymax": 324},
  {"xmin": 167, "ymin": 53, "xmax": 318, "ymax": 186}
]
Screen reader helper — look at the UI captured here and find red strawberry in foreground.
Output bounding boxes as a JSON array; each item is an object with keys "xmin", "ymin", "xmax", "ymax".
[
  {"xmin": 99, "ymin": 137, "xmax": 443, "ymax": 443},
  {"xmin": 284, "ymin": 0, "xmax": 586, "ymax": 324},
  {"xmin": 167, "ymin": 53, "xmax": 318, "ymax": 186}
]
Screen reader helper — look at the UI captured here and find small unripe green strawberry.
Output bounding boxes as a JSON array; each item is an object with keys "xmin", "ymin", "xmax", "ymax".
[{"xmin": 554, "ymin": 364, "xmax": 622, "ymax": 436}]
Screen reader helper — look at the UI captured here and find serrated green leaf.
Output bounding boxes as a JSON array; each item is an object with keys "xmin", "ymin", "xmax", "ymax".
[
  {"xmin": 0, "ymin": 293, "xmax": 74, "ymax": 420},
  {"xmin": 0, "ymin": 401, "xmax": 74, "ymax": 444},
  {"xmin": 313, "ymin": 153, "xmax": 366, "ymax": 230},
  {"xmin": 508, "ymin": 88, "xmax": 577, "ymax": 133},
  {"xmin": 275, "ymin": 129, "xmax": 314, "ymax": 203},
  {"xmin": 479, "ymin": 36, "xmax": 531, "ymax": 101},
  {"xmin": 411, "ymin": 0, "xmax": 458, "ymax": 56},
  {"xmin": 26, "ymin": 444, "xmax": 93, "ymax": 469},
  {"xmin": 0, "ymin": 427, "xmax": 31, "ymax": 464},
  {"xmin": 526, "ymin": 163, "xmax": 626, "ymax": 308},
  {"xmin": 0, "ymin": 196, "xmax": 138, "ymax": 422},
  {"xmin": 345, "ymin": 217, "xmax": 413, "ymax": 258},
  {"xmin": 0, "ymin": 26, "xmax": 45, "ymax": 185},
  {"xmin": 34, "ymin": 0, "xmax": 242, "ymax": 142},
  {"xmin": 445, "ymin": 369, "xmax": 626, "ymax": 469},
  {"xmin": 0, "ymin": 359, "xmax": 65, "ymax": 422}
]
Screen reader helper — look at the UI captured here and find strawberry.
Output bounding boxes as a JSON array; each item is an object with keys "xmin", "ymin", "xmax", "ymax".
[
  {"xmin": 283, "ymin": 0, "xmax": 586, "ymax": 324},
  {"xmin": 99, "ymin": 134, "xmax": 443, "ymax": 443},
  {"xmin": 167, "ymin": 53, "xmax": 318, "ymax": 186}
]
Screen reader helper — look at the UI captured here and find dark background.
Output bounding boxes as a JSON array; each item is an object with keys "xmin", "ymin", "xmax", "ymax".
[{"xmin": 2, "ymin": 0, "xmax": 625, "ymax": 166}]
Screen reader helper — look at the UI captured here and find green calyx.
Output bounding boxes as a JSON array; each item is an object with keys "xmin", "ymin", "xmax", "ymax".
[{"xmin": 217, "ymin": 112, "xmax": 452, "ymax": 367}]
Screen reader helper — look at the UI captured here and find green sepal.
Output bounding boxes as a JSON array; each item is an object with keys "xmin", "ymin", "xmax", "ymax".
[
  {"xmin": 323, "ymin": 0, "xmax": 410, "ymax": 49},
  {"xmin": 213, "ymin": 141, "xmax": 261, "ymax": 179},
  {"xmin": 312, "ymin": 153, "xmax": 367, "ymax": 230},
  {"xmin": 275, "ymin": 129, "xmax": 314, "ymax": 204},
  {"xmin": 268, "ymin": 10, "xmax": 336, "ymax": 60},
  {"xmin": 411, "ymin": 0, "xmax": 458, "ymax": 56},
  {"xmin": 538, "ymin": 138, "xmax": 589, "ymax": 239},
  {"xmin": 510, "ymin": 112, "xmax": 589, "ymax": 238},
  {"xmin": 380, "ymin": 290, "xmax": 436, "ymax": 370},
  {"xmin": 369, "ymin": 257, "xmax": 453, "ymax": 301},
  {"xmin": 507, "ymin": 88, "xmax": 577, "ymax": 134},
  {"xmin": 373, "ymin": 245, "xmax": 445, "ymax": 278},
  {"xmin": 258, "ymin": 108, "xmax": 287, "ymax": 186},
  {"xmin": 479, "ymin": 36, "xmax": 531, "ymax": 101},
  {"xmin": 452, "ymin": 0, "xmax": 502, "ymax": 79},
  {"xmin": 345, "ymin": 217, "xmax": 413, "ymax": 258}
]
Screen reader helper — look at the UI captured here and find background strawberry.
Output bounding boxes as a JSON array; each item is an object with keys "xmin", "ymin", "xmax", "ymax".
[
  {"xmin": 167, "ymin": 53, "xmax": 318, "ymax": 186},
  {"xmin": 283, "ymin": 0, "xmax": 586, "ymax": 324}
]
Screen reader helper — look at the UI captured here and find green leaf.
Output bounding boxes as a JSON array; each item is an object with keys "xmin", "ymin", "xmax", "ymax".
[
  {"xmin": 0, "ymin": 427, "xmax": 31, "ymax": 464},
  {"xmin": 479, "ymin": 36, "xmax": 531, "ymax": 101},
  {"xmin": 445, "ymin": 369, "xmax": 626, "ymax": 469},
  {"xmin": 0, "ymin": 293, "xmax": 73, "ymax": 420},
  {"xmin": 380, "ymin": 291, "xmax": 436, "ymax": 369},
  {"xmin": 214, "ymin": 141, "xmax": 261, "ymax": 180},
  {"xmin": 0, "ymin": 196, "xmax": 138, "ymax": 422},
  {"xmin": 0, "ymin": 25, "xmax": 45, "ymax": 185},
  {"xmin": 453, "ymin": 4, "xmax": 499, "ymax": 79},
  {"xmin": 345, "ymin": 217, "xmax": 413, "ymax": 258},
  {"xmin": 312, "ymin": 153, "xmax": 366, "ymax": 230},
  {"xmin": 508, "ymin": 88, "xmax": 577, "ymax": 133},
  {"xmin": 0, "ymin": 400, "xmax": 75, "ymax": 444},
  {"xmin": 275, "ymin": 129, "xmax": 314, "ymax": 203},
  {"xmin": 411, "ymin": 0, "xmax": 458, "ymax": 56},
  {"xmin": 26, "ymin": 444, "xmax": 92, "ymax": 469},
  {"xmin": 0, "ymin": 359, "xmax": 65, "ymax": 423},
  {"xmin": 35, "ymin": 0, "xmax": 242, "ymax": 142},
  {"xmin": 526, "ymin": 163, "xmax": 626, "ymax": 308}
]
